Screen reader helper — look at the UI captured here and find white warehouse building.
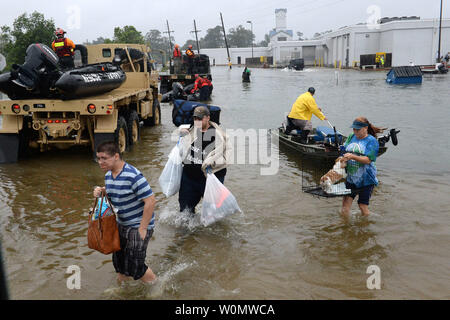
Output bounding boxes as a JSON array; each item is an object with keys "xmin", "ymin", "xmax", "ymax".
[{"xmin": 200, "ymin": 9, "xmax": 450, "ymax": 68}]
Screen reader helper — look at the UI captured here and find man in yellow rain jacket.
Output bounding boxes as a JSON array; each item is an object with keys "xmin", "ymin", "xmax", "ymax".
[{"xmin": 285, "ymin": 87, "xmax": 327, "ymax": 142}]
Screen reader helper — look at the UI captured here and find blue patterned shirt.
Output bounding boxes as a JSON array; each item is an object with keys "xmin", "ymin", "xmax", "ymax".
[
  {"xmin": 344, "ymin": 134, "xmax": 379, "ymax": 188},
  {"xmin": 105, "ymin": 162, "xmax": 154, "ymax": 230}
]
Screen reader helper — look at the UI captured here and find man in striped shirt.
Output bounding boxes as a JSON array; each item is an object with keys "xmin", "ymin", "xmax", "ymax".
[{"xmin": 93, "ymin": 141, "xmax": 157, "ymax": 284}]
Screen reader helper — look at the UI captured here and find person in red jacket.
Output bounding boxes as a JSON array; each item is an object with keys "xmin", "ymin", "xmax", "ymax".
[
  {"xmin": 173, "ymin": 44, "xmax": 181, "ymax": 58},
  {"xmin": 173, "ymin": 44, "xmax": 182, "ymax": 73},
  {"xmin": 191, "ymin": 75, "xmax": 212, "ymax": 101},
  {"xmin": 51, "ymin": 28, "xmax": 76, "ymax": 69}
]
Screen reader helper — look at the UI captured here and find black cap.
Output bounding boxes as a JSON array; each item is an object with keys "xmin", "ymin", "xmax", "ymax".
[
  {"xmin": 308, "ymin": 87, "xmax": 315, "ymax": 94},
  {"xmin": 193, "ymin": 106, "xmax": 210, "ymax": 119}
]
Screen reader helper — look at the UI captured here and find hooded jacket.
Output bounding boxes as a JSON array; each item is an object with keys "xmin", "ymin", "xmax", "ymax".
[{"xmin": 179, "ymin": 121, "xmax": 231, "ymax": 176}]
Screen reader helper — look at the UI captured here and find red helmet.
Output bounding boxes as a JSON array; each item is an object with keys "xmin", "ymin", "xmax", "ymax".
[
  {"xmin": 55, "ymin": 28, "xmax": 65, "ymax": 38},
  {"xmin": 55, "ymin": 28, "xmax": 66, "ymax": 38}
]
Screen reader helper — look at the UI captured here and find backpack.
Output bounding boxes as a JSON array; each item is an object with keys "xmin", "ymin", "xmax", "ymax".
[{"xmin": 172, "ymin": 99, "xmax": 221, "ymax": 127}]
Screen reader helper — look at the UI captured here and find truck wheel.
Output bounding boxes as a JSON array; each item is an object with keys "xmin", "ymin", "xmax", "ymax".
[
  {"xmin": 115, "ymin": 116, "xmax": 128, "ymax": 153},
  {"xmin": 127, "ymin": 110, "xmax": 140, "ymax": 146},
  {"xmin": 143, "ymin": 100, "xmax": 161, "ymax": 127}
]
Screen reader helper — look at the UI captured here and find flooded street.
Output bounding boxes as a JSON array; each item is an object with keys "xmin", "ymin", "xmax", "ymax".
[{"xmin": 1, "ymin": 66, "xmax": 449, "ymax": 299}]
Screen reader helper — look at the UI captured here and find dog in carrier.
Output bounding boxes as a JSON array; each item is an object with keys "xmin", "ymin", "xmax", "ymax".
[{"xmin": 320, "ymin": 157, "xmax": 347, "ymax": 194}]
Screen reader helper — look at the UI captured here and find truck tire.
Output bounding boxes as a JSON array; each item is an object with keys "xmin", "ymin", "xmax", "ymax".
[
  {"xmin": 143, "ymin": 100, "xmax": 161, "ymax": 127},
  {"xmin": 115, "ymin": 116, "xmax": 128, "ymax": 154},
  {"xmin": 127, "ymin": 110, "xmax": 140, "ymax": 146}
]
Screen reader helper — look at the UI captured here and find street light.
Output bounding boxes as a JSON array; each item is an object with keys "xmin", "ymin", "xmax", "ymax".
[{"xmin": 247, "ymin": 20, "xmax": 254, "ymax": 60}]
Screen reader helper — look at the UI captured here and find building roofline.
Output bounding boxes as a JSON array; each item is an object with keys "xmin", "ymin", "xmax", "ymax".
[{"xmin": 312, "ymin": 18, "xmax": 450, "ymax": 39}]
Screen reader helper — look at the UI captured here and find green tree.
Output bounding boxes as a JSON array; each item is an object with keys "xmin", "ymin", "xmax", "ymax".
[
  {"xmin": 181, "ymin": 40, "xmax": 197, "ymax": 50},
  {"xmin": 256, "ymin": 33, "xmax": 270, "ymax": 47},
  {"xmin": 227, "ymin": 25, "xmax": 253, "ymax": 48},
  {"xmin": 93, "ymin": 36, "xmax": 112, "ymax": 44},
  {"xmin": 0, "ymin": 11, "xmax": 55, "ymax": 70},
  {"xmin": 113, "ymin": 26, "xmax": 144, "ymax": 44},
  {"xmin": 144, "ymin": 29, "xmax": 173, "ymax": 64},
  {"xmin": 200, "ymin": 26, "xmax": 224, "ymax": 48},
  {"xmin": 0, "ymin": 26, "xmax": 12, "ymax": 55}
]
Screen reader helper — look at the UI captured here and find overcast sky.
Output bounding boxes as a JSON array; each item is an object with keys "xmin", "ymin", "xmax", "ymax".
[{"xmin": 1, "ymin": 0, "xmax": 448, "ymax": 45}]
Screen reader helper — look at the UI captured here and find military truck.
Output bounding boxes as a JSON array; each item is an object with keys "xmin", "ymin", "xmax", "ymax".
[
  {"xmin": 159, "ymin": 52, "xmax": 212, "ymax": 95},
  {"xmin": 0, "ymin": 43, "xmax": 161, "ymax": 164}
]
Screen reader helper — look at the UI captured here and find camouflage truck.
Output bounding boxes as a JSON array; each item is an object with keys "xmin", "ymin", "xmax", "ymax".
[
  {"xmin": 0, "ymin": 43, "xmax": 161, "ymax": 163},
  {"xmin": 159, "ymin": 52, "xmax": 212, "ymax": 94}
]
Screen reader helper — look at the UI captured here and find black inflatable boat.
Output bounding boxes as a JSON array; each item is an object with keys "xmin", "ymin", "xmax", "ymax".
[
  {"xmin": 160, "ymin": 81, "xmax": 213, "ymax": 103},
  {"xmin": 55, "ymin": 63, "xmax": 126, "ymax": 99},
  {"xmin": 0, "ymin": 43, "xmax": 127, "ymax": 100}
]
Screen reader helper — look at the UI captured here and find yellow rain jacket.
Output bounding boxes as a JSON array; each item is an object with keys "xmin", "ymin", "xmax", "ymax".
[{"xmin": 288, "ymin": 92, "xmax": 325, "ymax": 121}]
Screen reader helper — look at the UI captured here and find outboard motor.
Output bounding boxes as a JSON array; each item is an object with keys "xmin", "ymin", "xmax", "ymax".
[
  {"xmin": 11, "ymin": 43, "xmax": 59, "ymax": 90},
  {"xmin": 390, "ymin": 129, "xmax": 399, "ymax": 146},
  {"xmin": 378, "ymin": 129, "xmax": 400, "ymax": 147},
  {"xmin": 172, "ymin": 82, "xmax": 185, "ymax": 100}
]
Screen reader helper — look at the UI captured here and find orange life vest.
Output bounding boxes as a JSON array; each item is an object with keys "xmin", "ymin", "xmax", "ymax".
[
  {"xmin": 186, "ymin": 49, "xmax": 195, "ymax": 58},
  {"xmin": 173, "ymin": 47, "xmax": 181, "ymax": 58},
  {"xmin": 52, "ymin": 38, "xmax": 75, "ymax": 57},
  {"xmin": 192, "ymin": 77, "xmax": 210, "ymax": 92}
]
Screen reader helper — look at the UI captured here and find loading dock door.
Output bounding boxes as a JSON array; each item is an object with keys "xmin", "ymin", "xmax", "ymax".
[{"xmin": 302, "ymin": 46, "xmax": 316, "ymax": 66}]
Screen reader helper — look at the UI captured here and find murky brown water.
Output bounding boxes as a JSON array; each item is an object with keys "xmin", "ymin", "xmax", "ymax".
[{"xmin": 1, "ymin": 67, "xmax": 449, "ymax": 299}]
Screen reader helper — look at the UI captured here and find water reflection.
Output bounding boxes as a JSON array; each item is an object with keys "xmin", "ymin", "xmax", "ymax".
[{"xmin": 1, "ymin": 66, "xmax": 449, "ymax": 299}]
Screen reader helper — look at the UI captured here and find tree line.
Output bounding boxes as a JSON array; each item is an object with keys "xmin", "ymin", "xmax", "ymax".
[{"xmin": 1, "ymin": 11, "xmax": 316, "ymax": 69}]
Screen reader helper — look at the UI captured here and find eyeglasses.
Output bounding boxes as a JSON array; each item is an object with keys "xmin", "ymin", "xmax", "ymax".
[
  {"xmin": 96, "ymin": 155, "xmax": 113, "ymax": 162},
  {"xmin": 193, "ymin": 116, "xmax": 203, "ymax": 120}
]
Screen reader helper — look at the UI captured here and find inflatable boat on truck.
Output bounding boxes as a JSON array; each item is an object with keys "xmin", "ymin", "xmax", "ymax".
[
  {"xmin": 0, "ymin": 43, "xmax": 161, "ymax": 164},
  {"xmin": 0, "ymin": 43, "xmax": 127, "ymax": 100}
]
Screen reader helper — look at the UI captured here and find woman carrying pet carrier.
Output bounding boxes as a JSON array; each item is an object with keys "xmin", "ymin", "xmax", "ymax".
[{"xmin": 341, "ymin": 117, "xmax": 383, "ymax": 218}]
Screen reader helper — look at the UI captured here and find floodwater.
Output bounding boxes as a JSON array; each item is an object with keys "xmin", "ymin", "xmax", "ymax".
[{"xmin": 0, "ymin": 67, "xmax": 449, "ymax": 300}]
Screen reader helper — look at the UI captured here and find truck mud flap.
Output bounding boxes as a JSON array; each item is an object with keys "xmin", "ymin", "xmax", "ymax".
[{"xmin": 0, "ymin": 134, "xmax": 19, "ymax": 164}]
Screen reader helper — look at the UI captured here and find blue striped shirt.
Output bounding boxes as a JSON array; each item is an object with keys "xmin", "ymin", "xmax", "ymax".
[{"xmin": 105, "ymin": 162, "xmax": 155, "ymax": 230}]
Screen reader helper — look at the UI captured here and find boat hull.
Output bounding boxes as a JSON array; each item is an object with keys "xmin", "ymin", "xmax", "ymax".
[
  {"xmin": 54, "ymin": 63, "xmax": 126, "ymax": 99},
  {"xmin": 272, "ymin": 127, "xmax": 387, "ymax": 161}
]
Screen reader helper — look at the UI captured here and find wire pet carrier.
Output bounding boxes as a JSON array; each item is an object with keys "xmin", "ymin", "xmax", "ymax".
[{"xmin": 301, "ymin": 158, "xmax": 351, "ymax": 198}]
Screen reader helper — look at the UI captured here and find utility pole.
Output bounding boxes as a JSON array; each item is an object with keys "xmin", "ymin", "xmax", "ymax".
[
  {"xmin": 164, "ymin": 20, "xmax": 174, "ymax": 56},
  {"xmin": 437, "ymin": 0, "xmax": 443, "ymax": 62},
  {"xmin": 191, "ymin": 20, "xmax": 201, "ymax": 55},
  {"xmin": 247, "ymin": 20, "xmax": 254, "ymax": 60},
  {"xmin": 220, "ymin": 12, "xmax": 232, "ymax": 69}
]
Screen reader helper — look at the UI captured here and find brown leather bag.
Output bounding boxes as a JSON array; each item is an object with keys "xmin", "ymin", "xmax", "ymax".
[{"xmin": 87, "ymin": 193, "xmax": 121, "ymax": 254}]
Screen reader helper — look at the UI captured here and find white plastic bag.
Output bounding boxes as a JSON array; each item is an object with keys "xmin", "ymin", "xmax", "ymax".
[
  {"xmin": 159, "ymin": 142, "xmax": 184, "ymax": 197},
  {"xmin": 201, "ymin": 173, "xmax": 241, "ymax": 227}
]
